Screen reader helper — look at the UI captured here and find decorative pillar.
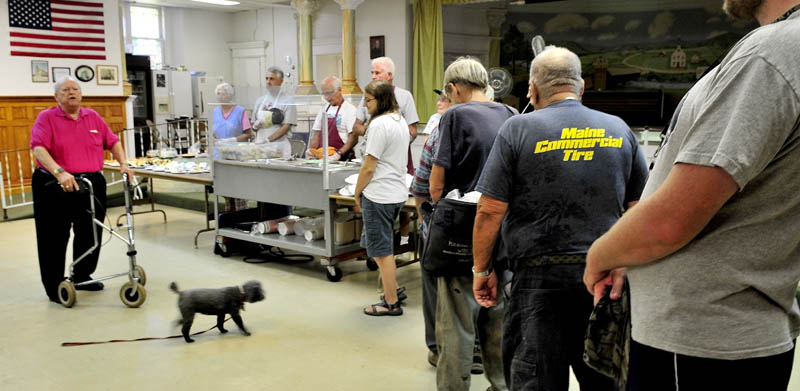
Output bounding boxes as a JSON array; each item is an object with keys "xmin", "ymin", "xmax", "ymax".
[
  {"xmin": 292, "ymin": 0, "xmax": 320, "ymax": 95},
  {"xmin": 487, "ymin": 9, "xmax": 506, "ymax": 69},
  {"xmin": 334, "ymin": 0, "xmax": 365, "ymax": 95}
]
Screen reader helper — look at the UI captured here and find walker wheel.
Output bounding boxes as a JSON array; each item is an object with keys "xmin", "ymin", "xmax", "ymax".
[
  {"xmin": 135, "ymin": 265, "xmax": 147, "ymax": 286},
  {"xmin": 120, "ymin": 281, "xmax": 147, "ymax": 308},
  {"xmin": 366, "ymin": 258, "xmax": 378, "ymax": 271},
  {"xmin": 58, "ymin": 280, "xmax": 76, "ymax": 308}
]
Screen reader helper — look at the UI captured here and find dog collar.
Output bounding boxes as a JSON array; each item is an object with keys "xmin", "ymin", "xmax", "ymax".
[{"xmin": 239, "ymin": 285, "xmax": 246, "ymax": 311}]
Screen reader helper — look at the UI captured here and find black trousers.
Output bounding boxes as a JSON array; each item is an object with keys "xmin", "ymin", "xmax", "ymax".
[
  {"xmin": 627, "ymin": 339, "xmax": 795, "ymax": 391},
  {"xmin": 32, "ymin": 169, "xmax": 107, "ymax": 300}
]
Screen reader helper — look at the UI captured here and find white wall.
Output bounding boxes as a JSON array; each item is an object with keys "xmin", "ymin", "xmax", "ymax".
[
  {"xmin": 0, "ymin": 0, "xmax": 123, "ymax": 96},
  {"xmin": 232, "ymin": 6, "xmax": 299, "ymax": 88},
  {"xmin": 163, "ymin": 8, "xmax": 235, "ymax": 82},
  {"xmin": 354, "ymin": 0, "xmax": 413, "ymax": 90}
]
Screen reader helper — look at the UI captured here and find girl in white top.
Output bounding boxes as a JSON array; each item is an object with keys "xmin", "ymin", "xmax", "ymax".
[{"xmin": 354, "ymin": 80, "xmax": 409, "ymax": 316}]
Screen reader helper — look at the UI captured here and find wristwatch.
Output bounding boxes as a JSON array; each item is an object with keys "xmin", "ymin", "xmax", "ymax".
[
  {"xmin": 54, "ymin": 167, "xmax": 65, "ymax": 175},
  {"xmin": 472, "ymin": 266, "xmax": 493, "ymax": 277}
]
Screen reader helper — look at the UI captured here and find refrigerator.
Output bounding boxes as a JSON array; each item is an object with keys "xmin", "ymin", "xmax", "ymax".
[
  {"xmin": 191, "ymin": 72, "xmax": 225, "ymax": 119},
  {"xmin": 125, "ymin": 54, "xmax": 154, "ymax": 156},
  {"xmin": 151, "ymin": 69, "xmax": 193, "ymax": 125}
]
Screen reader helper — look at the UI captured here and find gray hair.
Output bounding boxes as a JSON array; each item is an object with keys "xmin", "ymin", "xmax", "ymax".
[
  {"xmin": 322, "ymin": 76, "xmax": 342, "ymax": 91},
  {"xmin": 529, "ymin": 46, "xmax": 583, "ymax": 98},
  {"xmin": 54, "ymin": 75, "xmax": 80, "ymax": 94},
  {"xmin": 371, "ymin": 57, "xmax": 395, "ymax": 75},
  {"xmin": 266, "ymin": 66, "xmax": 284, "ymax": 79},
  {"xmin": 215, "ymin": 82, "xmax": 234, "ymax": 96},
  {"xmin": 443, "ymin": 56, "xmax": 489, "ymax": 93}
]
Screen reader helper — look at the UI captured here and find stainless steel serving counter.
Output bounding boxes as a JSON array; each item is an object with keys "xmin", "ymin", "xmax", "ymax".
[{"xmin": 213, "ymin": 158, "xmax": 362, "ymax": 281}]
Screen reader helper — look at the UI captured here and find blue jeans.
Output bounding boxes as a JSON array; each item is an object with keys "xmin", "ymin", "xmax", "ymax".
[{"xmin": 503, "ymin": 264, "xmax": 614, "ymax": 391}]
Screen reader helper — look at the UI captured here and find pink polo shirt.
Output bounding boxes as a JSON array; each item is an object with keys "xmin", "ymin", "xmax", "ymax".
[{"xmin": 30, "ymin": 105, "xmax": 119, "ymax": 173}]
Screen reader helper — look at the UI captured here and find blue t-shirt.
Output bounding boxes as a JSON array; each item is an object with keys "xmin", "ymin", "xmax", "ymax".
[
  {"xmin": 433, "ymin": 101, "xmax": 518, "ymax": 195},
  {"xmin": 476, "ymin": 99, "xmax": 648, "ymax": 266},
  {"xmin": 212, "ymin": 105, "xmax": 246, "ymax": 139}
]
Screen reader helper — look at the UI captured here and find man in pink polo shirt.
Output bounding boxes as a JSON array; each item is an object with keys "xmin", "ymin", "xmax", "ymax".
[{"xmin": 30, "ymin": 75, "xmax": 133, "ymax": 302}]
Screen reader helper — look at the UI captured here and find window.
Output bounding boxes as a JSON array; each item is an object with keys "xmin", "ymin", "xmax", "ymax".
[{"xmin": 129, "ymin": 6, "xmax": 163, "ymax": 69}]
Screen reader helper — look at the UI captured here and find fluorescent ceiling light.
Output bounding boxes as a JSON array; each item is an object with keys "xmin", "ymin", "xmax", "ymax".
[{"xmin": 192, "ymin": 0, "xmax": 240, "ymax": 5}]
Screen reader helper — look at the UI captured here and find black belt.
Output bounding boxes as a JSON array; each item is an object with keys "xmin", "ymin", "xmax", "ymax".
[{"xmin": 516, "ymin": 254, "xmax": 586, "ymax": 268}]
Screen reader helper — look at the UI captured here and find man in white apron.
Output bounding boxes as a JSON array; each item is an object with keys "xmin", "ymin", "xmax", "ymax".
[{"xmin": 251, "ymin": 66, "xmax": 296, "ymax": 158}]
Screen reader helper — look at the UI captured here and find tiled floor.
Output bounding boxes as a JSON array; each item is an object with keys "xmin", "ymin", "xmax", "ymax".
[{"xmin": 2, "ymin": 204, "xmax": 799, "ymax": 390}]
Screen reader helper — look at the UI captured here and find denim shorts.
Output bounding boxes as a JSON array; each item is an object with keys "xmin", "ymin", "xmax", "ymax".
[{"xmin": 359, "ymin": 196, "xmax": 403, "ymax": 258}]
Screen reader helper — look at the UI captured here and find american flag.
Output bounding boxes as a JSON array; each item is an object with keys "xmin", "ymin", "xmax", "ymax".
[{"xmin": 8, "ymin": 0, "xmax": 106, "ymax": 60}]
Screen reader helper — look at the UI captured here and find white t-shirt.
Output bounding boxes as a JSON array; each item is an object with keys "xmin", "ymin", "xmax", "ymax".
[
  {"xmin": 311, "ymin": 100, "xmax": 358, "ymax": 145},
  {"xmin": 362, "ymin": 112, "xmax": 410, "ymax": 204},
  {"xmin": 422, "ymin": 112, "xmax": 442, "ymax": 135},
  {"xmin": 357, "ymin": 85, "xmax": 420, "ymax": 125}
]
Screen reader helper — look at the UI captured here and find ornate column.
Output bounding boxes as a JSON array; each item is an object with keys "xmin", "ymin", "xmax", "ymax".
[
  {"xmin": 292, "ymin": 0, "xmax": 320, "ymax": 95},
  {"xmin": 334, "ymin": 0, "xmax": 365, "ymax": 95},
  {"xmin": 487, "ymin": 9, "xmax": 506, "ymax": 69}
]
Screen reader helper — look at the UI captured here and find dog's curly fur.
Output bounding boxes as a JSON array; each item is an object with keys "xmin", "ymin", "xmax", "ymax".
[{"xmin": 170, "ymin": 280, "xmax": 265, "ymax": 343}]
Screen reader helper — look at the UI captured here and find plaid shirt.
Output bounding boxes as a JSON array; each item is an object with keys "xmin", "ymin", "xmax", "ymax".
[{"xmin": 409, "ymin": 122, "xmax": 442, "ymax": 199}]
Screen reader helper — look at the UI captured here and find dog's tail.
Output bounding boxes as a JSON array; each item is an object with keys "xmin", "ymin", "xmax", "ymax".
[{"xmin": 169, "ymin": 281, "xmax": 181, "ymax": 294}]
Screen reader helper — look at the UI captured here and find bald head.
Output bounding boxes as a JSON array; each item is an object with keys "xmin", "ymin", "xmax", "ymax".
[{"xmin": 529, "ymin": 46, "xmax": 583, "ymax": 100}]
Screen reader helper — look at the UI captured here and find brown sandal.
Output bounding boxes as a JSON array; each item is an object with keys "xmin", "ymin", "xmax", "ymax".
[{"xmin": 363, "ymin": 300, "xmax": 403, "ymax": 316}]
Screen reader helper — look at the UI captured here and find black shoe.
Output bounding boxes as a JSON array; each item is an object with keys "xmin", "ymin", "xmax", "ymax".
[
  {"xmin": 427, "ymin": 350, "xmax": 438, "ymax": 367},
  {"xmin": 379, "ymin": 286, "xmax": 407, "ymax": 304},
  {"xmin": 75, "ymin": 281, "xmax": 104, "ymax": 291},
  {"xmin": 471, "ymin": 351, "xmax": 484, "ymax": 375}
]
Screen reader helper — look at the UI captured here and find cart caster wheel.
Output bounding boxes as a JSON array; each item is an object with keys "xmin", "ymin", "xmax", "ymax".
[
  {"xmin": 366, "ymin": 258, "xmax": 378, "ymax": 271},
  {"xmin": 120, "ymin": 282, "xmax": 147, "ymax": 308},
  {"xmin": 57, "ymin": 280, "xmax": 76, "ymax": 308},
  {"xmin": 214, "ymin": 242, "xmax": 233, "ymax": 258},
  {"xmin": 135, "ymin": 265, "xmax": 147, "ymax": 286},
  {"xmin": 326, "ymin": 266, "xmax": 343, "ymax": 282}
]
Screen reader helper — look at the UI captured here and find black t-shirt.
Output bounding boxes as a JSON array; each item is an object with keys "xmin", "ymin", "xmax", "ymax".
[
  {"xmin": 476, "ymin": 99, "xmax": 649, "ymax": 265},
  {"xmin": 433, "ymin": 101, "xmax": 518, "ymax": 196}
]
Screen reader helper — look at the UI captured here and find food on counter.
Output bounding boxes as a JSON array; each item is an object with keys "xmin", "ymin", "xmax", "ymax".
[
  {"xmin": 308, "ymin": 147, "xmax": 337, "ymax": 159},
  {"xmin": 215, "ymin": 142, "xmax": 283, "ymax": 161},
  {"xmin": 103, "ymin": 158, "xmax": 209, "ymax": 173}
]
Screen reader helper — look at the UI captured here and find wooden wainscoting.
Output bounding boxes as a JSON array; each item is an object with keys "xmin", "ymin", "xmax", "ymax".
[{"xmin": 0, "ymin": 96, "xmax": 128, "ymax": 195}]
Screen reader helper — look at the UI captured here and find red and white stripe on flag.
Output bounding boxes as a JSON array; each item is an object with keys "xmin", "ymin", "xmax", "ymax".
[{"xmin": 8, "ymin": 0, "xmax": 106, "ymax": 60}]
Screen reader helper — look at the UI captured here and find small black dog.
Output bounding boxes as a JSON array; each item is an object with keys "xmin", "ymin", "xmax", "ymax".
[{"xmin": 170, "ymin": 281, "xmax": 265, "ymax": 343}]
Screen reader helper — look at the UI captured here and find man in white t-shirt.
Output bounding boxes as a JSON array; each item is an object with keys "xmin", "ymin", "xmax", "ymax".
[
  {"xmin": 251, "ymin": 66, "xmax": 296, "ymax": 158},
  {"xmin": 354, "ymin": 56, "xmax": 419, "ymax": 246},
  {"xmin": 306, "ymin": 76, "xmax": 358, "ymax": 161}
]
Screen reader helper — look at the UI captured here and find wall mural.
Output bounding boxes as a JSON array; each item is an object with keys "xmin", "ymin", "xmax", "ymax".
[{"xmin": 500, "ymin": 7, "xmax": 757, "ymax": 124}]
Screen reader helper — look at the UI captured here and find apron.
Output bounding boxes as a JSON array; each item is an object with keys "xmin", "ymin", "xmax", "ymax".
[{"xmin": 316, "ymin": 104, "xmax": 353, "ymax": 160}]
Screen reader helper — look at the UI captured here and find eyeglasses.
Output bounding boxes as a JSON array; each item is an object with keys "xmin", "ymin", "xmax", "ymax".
[
  {"xmin": 364, "ymin": 97, "xmax": 376, "ymax": 103},
  {"xmin": 321, "ymin": 90, "xmax": 336, "ymax": 97}
]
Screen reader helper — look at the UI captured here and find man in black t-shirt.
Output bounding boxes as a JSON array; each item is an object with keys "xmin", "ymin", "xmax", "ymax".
[{"xmin": 472, "ymin": 47, "xmax": 648, "ymax": 390}]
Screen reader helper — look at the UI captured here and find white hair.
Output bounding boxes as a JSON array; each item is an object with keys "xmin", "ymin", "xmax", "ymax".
[
  {"xmin": 215, "ymin": 82, "xmax": 234, "ymax": 103},
  {"xmin": 323, "ymin": 76, "xmax": 342, "ymax": 91},
  {"xmin": 266, "ymin": 66, "xmax": 284, "ymax": 79},
  {"xmin": 54, "ymin": 75, "xmax": 80, "ymax": 94},
  {"xmin": 371, "ymin": 57, "xmax": 395, "ymax": 75},
  {"xmin": 443, "ymin": 57, "xmax": 489, "ymax": 93},
  {"xmin": 529, "ymin": 46, "xmax": 583, "ymax": 98}
]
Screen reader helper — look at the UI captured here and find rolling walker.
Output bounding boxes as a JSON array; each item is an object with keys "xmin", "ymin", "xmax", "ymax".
[{"xmin": 57, "ymin": 173, "xmax": 147, "ymax": 308}]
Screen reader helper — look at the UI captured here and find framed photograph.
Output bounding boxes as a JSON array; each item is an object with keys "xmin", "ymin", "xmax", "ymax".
[
  {"xmin": 52, "ymin": 67, "xmax": 71, "ymax": 82},
  {"xmin": 31, "ymin": 60, "xmax": 49, "ymax": 83},
  {"xmin": 369, "ymin": 35, "xmax": 385, "ymax": 59},
  {"xmin": 96, "ymin": 65, "xmax": 119, "ymax": 85},
  {"xmin": 75, "ymin": 65, "xmax": 94, "ymax": 82}
]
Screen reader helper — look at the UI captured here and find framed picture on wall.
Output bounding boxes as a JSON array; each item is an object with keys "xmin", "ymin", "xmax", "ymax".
[
  {"xmin": 75, "ymin": 65, "xmax": 94, "ymax": 82},
  {"xmin": 96, "ymin": 65, "xmax": 119, "ymax": 85},
  {"xmin": 52, "ymin": 67, "xmax": 71, "ymax": 82},
  {"xmin": 370, "ymin": 36, "xmax": 385, "ymax": 59},
  {"xmin": 31, "ymin": 60, "xmax": 49, "ymax": 83}
]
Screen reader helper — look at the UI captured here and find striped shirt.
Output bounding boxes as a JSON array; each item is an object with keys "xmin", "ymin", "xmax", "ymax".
[{"xmin": 409, "ymin": 120, "xmax": 442, "ymax": 199}]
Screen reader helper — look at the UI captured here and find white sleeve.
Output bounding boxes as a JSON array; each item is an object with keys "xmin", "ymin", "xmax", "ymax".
[
  {"xmin": 312, "ymin": 108, "xmax": 324, "ymax": 132},
  {"xmin": 364, "ymin": 120, "xmax": 386, "ymax": 160}
]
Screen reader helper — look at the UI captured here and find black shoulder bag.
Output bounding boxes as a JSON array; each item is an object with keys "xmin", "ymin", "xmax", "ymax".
[{"xmin": 420, "ymin": 198, "xmax": 477, "ymax": 277}]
